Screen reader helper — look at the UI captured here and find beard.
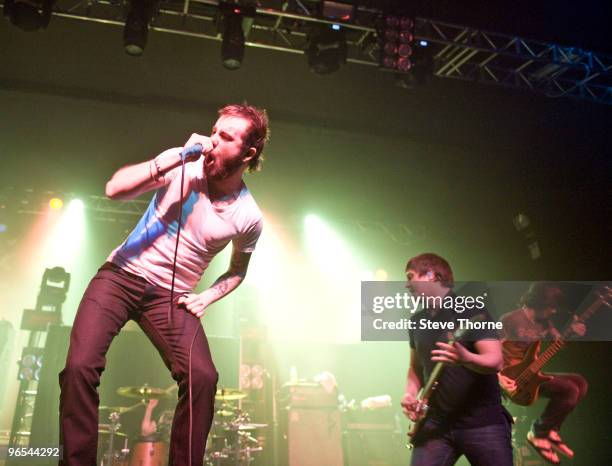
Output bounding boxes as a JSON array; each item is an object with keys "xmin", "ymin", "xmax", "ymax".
[{"xmin": 205, "ymin": 153, "xmax": 245, "ymax": 181}]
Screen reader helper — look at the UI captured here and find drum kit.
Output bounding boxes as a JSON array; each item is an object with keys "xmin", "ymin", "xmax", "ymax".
[{"xmin": 98, "ymin": 384, "xmax": 266, "ymax": 466}]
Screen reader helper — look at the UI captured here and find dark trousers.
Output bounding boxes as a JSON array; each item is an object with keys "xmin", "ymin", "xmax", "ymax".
[
  {"xmin": 410, "ymin": 417, "xmax": 513, "ymax": 466},
  {"xmin": 534, "ymin": 372, "xmax": 588, "ymax": 435},
  {"xmin": 59, "ymin": 263, "xmax": 218, "ymax": 466}
]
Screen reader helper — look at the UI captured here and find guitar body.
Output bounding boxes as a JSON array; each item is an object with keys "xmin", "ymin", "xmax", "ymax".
[
  {"xmin": 502, "ymin": 286, "xmax": 611, "ymax": 407},
  {"xmin": 501, "ymin": 341, "xmax": 554, "ymax": 406},
  {"xmin": 406, "ymin": 386, "xmax": 429, "ymax": 447},
  {"xmin": 406, "ymin": 411, "xmax": 426, "ymax": 443}
]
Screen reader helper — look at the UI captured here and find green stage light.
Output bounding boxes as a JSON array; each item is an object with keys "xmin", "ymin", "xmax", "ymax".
[
  {"xmin": 68, "ymin": 198, "xmax": 84, "ymax": 211},
  {"xmin": 42, "ymin": 197, "xmax": 86, "ymax": 269}
]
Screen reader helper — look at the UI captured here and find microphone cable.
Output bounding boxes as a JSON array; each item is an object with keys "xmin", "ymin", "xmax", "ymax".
[{"xmin": 167, "ymin": 143, "xmax": 203, "ymax": 466}]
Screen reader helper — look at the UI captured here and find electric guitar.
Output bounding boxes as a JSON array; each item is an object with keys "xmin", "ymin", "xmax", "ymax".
[
  {"xmin": 406, "ymin": 314, "xmax": 484, "ymax": 447},
  {"xmin": 500, "ymin": 286, "xmax": 611, "ymax": 406}
]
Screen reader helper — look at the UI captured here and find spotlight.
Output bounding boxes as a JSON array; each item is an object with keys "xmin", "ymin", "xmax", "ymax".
[
  {"xmin": 37, "ymin": 266, "xmax": 71, "ymax": 312},
  {"xmin": 68, "ymin": 198, "xmax": 84, "ymax": 211},
  {"xmin": 305, "ymin": 1, "xmax": 353, "ymax": 75},
  {"xmin": 18, "ymin": 348, "xmax": 44, "ymax": 381},
  {"xmin": 123, "ymin": 0, "xmax": 154, "ymax": 56},
  {"xmin": 307, "ymin": 24, "xmax": 347, "ymax": 74},
  {"xmin": 513, "ymin": 213, "xmax": 531, "ymax": 231},
  {"xmin": 379, "ymin": 14, "xmax": 416, "ymax": 73},
  {"xmin": 219, "ymin": 2, "xmax": 255, "ymax": 70},
  {"xmin": 512, "ymin": 213, "xmax": 541, "ymax": 261},
  {"xmin": 49, "ymin": 197, "xmax": 63, "ymax": 210},
  {"xmin": 374, "ymin": 269, "xmax": 388, "ymax": 281},
  {"xmin": 221, "ymin": 11, "xmax": 244, "ymax": 70},
  {"xmin": 3, "ymin": 0, "xmax": 55, "ymax": 31}
]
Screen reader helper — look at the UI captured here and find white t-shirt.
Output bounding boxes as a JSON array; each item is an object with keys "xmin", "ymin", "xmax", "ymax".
[{"xmin": 107, "ymin": 148, "xmax": 263, "ymax": 293}]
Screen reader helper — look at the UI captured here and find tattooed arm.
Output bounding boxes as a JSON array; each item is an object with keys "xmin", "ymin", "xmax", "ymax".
[{"xmin": 178, "ymin": 248, "xmax": 252, "ymax": 318}]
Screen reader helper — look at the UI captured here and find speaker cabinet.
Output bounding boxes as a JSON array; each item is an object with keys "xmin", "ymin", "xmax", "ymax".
[
  {"xmin": 278, "ymin": 383, "xmax": 343, "ymax": 466},
  {"xmin": 284, "ymin": 408, "xmax": 343, "ymax": 466}
]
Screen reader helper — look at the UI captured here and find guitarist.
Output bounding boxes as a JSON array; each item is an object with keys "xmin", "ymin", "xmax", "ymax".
[
  {"xmin": 400, "ymin": 253, "xmax": 512, "ymax": 466},
  {"xmin": 499, "ymin": 282, "xmax": 588, "ymax": 464}
]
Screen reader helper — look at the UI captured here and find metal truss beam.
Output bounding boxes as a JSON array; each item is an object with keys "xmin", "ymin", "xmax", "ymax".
[
  {"xmin": 1, "ymin": 188, "xmax": 425, "ymax": 244},
  {"xmin": 417, "ymin": 19, "xmax": 612, "ymax": 104},
  {"xmin": 1, "ymin": 0, "xmax": 610, "ymax": 104},
  {"xmin": 0, "ymin": 188, "xmax": 148, "ymax": 220}
]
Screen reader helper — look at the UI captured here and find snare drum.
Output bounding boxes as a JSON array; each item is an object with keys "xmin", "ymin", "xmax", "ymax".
[{"xmin": 129, "ymin": 439, "xmax": 168, "ymax": 466}]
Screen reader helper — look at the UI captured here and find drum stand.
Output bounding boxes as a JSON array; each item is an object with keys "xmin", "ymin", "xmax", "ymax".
[{"xmin": 99, "ymin": 409, "xmax": 130, "ymax": 466}]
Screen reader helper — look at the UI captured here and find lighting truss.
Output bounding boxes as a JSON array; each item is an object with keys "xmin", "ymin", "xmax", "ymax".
[
  {"xmin": 2, "ymin": 188, "xmax": 425, "ymax": 244},
  {"xmin": 417, "ymin": 19, "xmax": 612, "ymax": 105},
  {"xmin": 1, "ymin": 0, "xmax": 610, "ymax": 104},
  {"xmin": 1, "ymin": 188, "xmax": 149, "ymax": 220}
]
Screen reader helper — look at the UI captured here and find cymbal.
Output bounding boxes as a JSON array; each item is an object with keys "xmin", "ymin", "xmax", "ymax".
[
  {"xmin": 215, "ymin": 388, "xmax": 246, "ymax": 401},
  {"xmin": 215, "ymin": 409, "xmax": 235, "ymax": 417},
  {"xmin": 98, "ymin": 425, "xmax": 127, "ymax": 437},
  {"xmin": 117, "ymin": 385, "xmax": 172, "ymax": 400},
  {"xmin": 99, "ymin": 405, "xmax": 133, "ymax": 414},
  {"xmin": 99, "ymin": 430, "xmax": 127, "ymax": 437},
  {"xmin": 225, "ymin": 423, "xmax": 268, "ymax": 431}
]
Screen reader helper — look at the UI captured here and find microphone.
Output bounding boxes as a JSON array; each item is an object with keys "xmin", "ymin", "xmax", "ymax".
[{"xmin": 180, "ymin": 143, "xmax": 203, "ymax": 161}]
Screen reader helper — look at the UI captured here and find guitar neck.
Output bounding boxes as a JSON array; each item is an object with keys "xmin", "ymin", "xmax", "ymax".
[
  {"xmin": 419, "ymin": 362, "xmax": 444, "ymax": 400},
  {"xmin": 564, "ymin": 296, "xmax": 604, "ymax": 331},
  {"xmin": 531, "ymin": 339, "xmax": 565, "ymax": 372},
  {"xmin": 530, "ymin": 296, "xmax": 604, "ymax": 373}
]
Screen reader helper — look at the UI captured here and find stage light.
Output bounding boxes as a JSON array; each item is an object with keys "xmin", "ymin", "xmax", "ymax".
[
  {"xmin": 49, "ymin": 197, "xmax": 63, "ymax": 210},
  {"xmin": 18, "ymin": 348, "xmax": 44, "ymax": 381},
  {"xmin": 379, "ymin": 13, "xmax": 416, "ymax": 73},
  {"xmin": 0, "ymin": 224, "xmax": 6, "ymax": 233},
  {"xmin": 419, "ymin": 40, "xmax": 429, "ymax": 47},
  {"xmin": 221, "ymin": 11, "xmax": 245, "ymax": 70},
  {"xmin": 123, "ymin": 0, "xmax": 154, "ymax": 56},
  {"xmin": 512, "ymin": 213, "xmax": 541, "ymax": 261},
  {"xmin": 307, "ymin": 25, "xmax": 347, "ymax": 74},
  {"xmin": 3, "ymin": 0, "xmax": 55, "ymax": 31},
  {"xmin": 219, "ymin": 2, "xmax": 255, "ymax": 70},
  {"xmin": 374, "ymin": 269, "xmax": 388, "ymax": 281},
  {"xmin": 361, "ymin": 270, "xmax": 374, "ymax": 281},
  {"xmin": 43, "ymin": 197, "xmax": 86, "ymax": 269},
  {"xmin": 513, "ymin": 213, "xmax": 531, "ymax": 231},
  {"xmin": 304, "ymin": 214, "xmax": 354, "ymax": 273},
  {"xmin": 393, "ymin": 40, "xmax": 434, "ymax": 88},
  {"xmin": 397, "ymin": 56, "xmax": 413, "ymax": 72},
  {"xmin": 69, "ymin": 198, "xmax": 84, "ymax": 211},
  {"xmin": 304, "ymin": 214, "xmax": 365, "ymax": 342}
]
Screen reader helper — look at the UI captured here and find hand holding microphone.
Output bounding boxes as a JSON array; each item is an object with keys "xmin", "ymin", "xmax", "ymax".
[{"xmin": 181, "ymin": 134, "xmax": 213, "ymax": 162}]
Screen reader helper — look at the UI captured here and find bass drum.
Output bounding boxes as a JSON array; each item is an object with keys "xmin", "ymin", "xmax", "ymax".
[{"xmin": 129, "ymin": 439, "xmax": 168, "ymax": 466}]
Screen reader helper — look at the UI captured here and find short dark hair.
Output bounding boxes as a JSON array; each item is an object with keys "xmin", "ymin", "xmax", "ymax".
[
  {"xmin": 218, "ymin": 103, "xmax": 270, "ymax": 172},
  {"xmin": 520, "ymin": 282, "xmax": 564, "ymax": 311},
  {"xmin": 405, "ymin": 253, "xmax": 454, "ymax": 288}
]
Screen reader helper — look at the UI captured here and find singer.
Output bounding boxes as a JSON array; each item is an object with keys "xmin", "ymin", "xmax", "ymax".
[{"xmin": 58, "ymin": 104, "xmax": 269, "ymax": 466}]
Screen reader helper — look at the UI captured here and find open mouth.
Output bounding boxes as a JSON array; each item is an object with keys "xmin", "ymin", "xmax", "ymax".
[{"xmin": 205, "ymin": 154, "xmax": 215, "ymax": 167}]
